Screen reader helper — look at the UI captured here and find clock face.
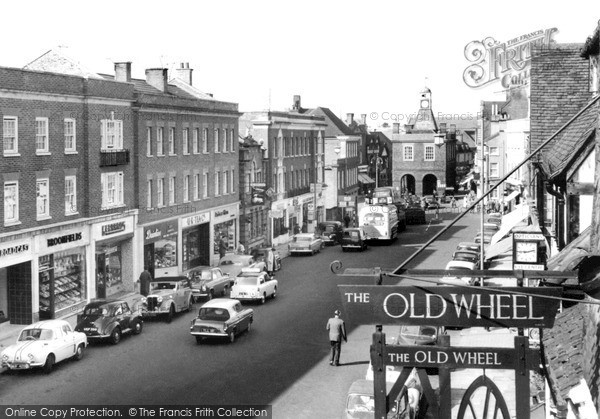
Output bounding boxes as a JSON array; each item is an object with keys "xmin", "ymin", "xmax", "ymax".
[
  {"xmin": 420, "ymin": 100, "xmax": 430, "ymax": 108},
  {"xmin": 516, "ymin": 241, "xmax": 537, "ymax": 263}
]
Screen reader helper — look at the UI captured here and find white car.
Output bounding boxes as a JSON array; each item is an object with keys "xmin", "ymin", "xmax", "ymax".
[
  {"xmin": 441, "ymin": 260, "xmax": 476, "ymax": 285},
  {"xmin": 289, "ymin": 233, "xmax": 324, "ymax": 255},
  {"xmin": 230, "ymin": 268, "xmax": 278, "ymax": 304},
  {"xmin": 1, "ymin": 320, "xmax": 87, "ymax": 374},
  {"xmin": 218, "ymin": 254, "xmax": 266, "ymax": 278}
]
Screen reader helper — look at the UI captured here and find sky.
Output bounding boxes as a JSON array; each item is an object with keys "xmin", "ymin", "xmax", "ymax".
[{"xmin": 2, "ymin": 1, "xmax": 598, "ymax": 127}]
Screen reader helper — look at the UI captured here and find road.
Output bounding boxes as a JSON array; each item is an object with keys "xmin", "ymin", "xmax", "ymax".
[{"xmin": 0, "ymin": 211, "xmax": 480, "ymax": 417}]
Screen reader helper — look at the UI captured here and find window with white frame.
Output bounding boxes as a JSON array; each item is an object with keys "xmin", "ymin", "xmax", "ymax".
[
  {"xmin": 403, "ymin": 145, "xmax": 414, "ymax": 161},
  {"xmin": 64, "ymin": 119, "xmax": 76, "ymax": 152},
  {"xmin": 230, "ymin": 129, "xmax": 234, "ymax": 152},
  {"xmin": 65, "ymin": 176, "xmax": 77, "ymax": 214},
  {"xmin": 489, "ymin": 146, "xmax": 499, "ymax": 156},
  {"xmin": 203, "ymin": 128, "xmax": 208, "ymax": 153},
  {"xmin": 183, "ymin": 175, "xmax": 190, "ymax": 202},
  {"xmin": 182, "ymin": 128, "xmax": 189, "ymax": 154},
  {"xmin": 101, "ymin": 172, "xmax": 124, "ymax": 208},
  {"xmin": 157, "ymin": 127, "xmax": 164, "ymax": 155},
  {"xmin": 193, "ymin": 128, "xmax": 199, "ymax": 154},
  {"xmin": 101, "ymin": 119, "xmax": 123, "ymax": 150},
  {"xmin": 215, "ymin": 171, "xmax": 220, "ymax": 196},
  {"xmin": 194, "ymin": 174, "xmax": 200, "ymax": 200},
  {"xmin": 490, "ymin": 162, "xmax": 499, "ymax": 178},
  {"xmin": 203, "ymin": 172, "xmax": 208, "ymax": 198},
  {"xmin": 231, "ymin": 168, "xmax": 235, "ymax": 193},
  {"xmin": 36, "ymin": 179, "xmax": 50, "ymax": 218},
  {"xmin": 3, "ymin": 116, "xmax": 18, "ymax": 154},
  {"xmin": 224, "ymin": 171, "xmax": 229, "ymax": 194},
  {"xmin": 36, "ymin": 118, "xmax": 49, "ymax": 153},
  {"xmin": 157, "ymin": 178, "xmax": 164, "ymax": 206},
  {"xmin": 146, "ymin": 127, "xmax": 152, "ymax": 156},
  {"xmin": 223, "ymin": 129, "xmax": 228, "ymax": 152},
  {"xmin": 169, "ymin": 127, "xmax": 176, "ymax": 155},
  {"xmin": 214, "ymin": 129, "xmax": 220, "ymax": 153},
  {"xmin": 146, "ymin": 179, "xmax": 153, "ymax": 209},
  {"xmin": 424, "ymin": 145, "xmax": 435, "ymax": 161},
  {"xmin": 4, "ymin": 182, "xmax": 18, "ymax": 224},
  {"xmin": 169, "ymin": 176, "xmax": 176, "ymax": 204}
]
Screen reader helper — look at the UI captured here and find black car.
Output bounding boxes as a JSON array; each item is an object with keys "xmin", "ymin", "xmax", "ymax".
[
  {"xmin": 75, "ymin": 299, "xmax": 143, "ymax": 345},
  {"xmin": 340, "ymin": 228, "xmax": 368, "ymax": 252},
  {"xmin": 318, "ymin": 221, "xmax": 344, "ymax": 245}
]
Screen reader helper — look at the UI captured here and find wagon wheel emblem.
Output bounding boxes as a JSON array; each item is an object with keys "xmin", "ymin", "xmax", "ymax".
[{"xmin": 457, "ymin": 375, "xmax": 510, "ymax": 419}]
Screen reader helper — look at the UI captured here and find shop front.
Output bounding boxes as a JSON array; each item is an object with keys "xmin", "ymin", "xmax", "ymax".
[
  {"xmin": 144, "ymin": 220, "xmax": 179, "ymax": 278},
  {"xmin": 0, "ymin": 238, "xmax": 33, "ymax": 325},
  {"xmin": 92, "ymin": 216, "xmax": 135, "ymax": 299},
  {"xmin": 37, "ymin": 228, "xmax": 89, "ymax": 320},
  {"xmin": 181, "ymin": 211, "xmax": 211, "ymax": 272},
  {"xmin": 212, "ymin": 204, "xmax": 239, "ymax": 264}
]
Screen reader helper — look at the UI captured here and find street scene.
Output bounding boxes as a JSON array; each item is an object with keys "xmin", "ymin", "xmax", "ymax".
[{"xmin": 1, "ymin": 2, "xmax": 600, "ymax": 419}]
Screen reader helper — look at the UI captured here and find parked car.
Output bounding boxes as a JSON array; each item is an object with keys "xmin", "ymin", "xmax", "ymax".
[
  {"xmin": 483, "ymin": 222, "xmax": 500, "ymax": 231},
  {"xmin": 252, "ymin": 247, "xmax": 282, "ymax": 274},
  {"xmin": 474, "ymin": 232, "xmax": 494, "ymax": 244},
  {"xmin": 456, "ymin": 242, "xmax": 481, "ymax": 253},
  {"xmin": 186, "ymin": 266, "xmax": 232, "ymax": 301},
  {"xmin": 344, "ymin": 378, "xmax": 418, "ymax": 419},
  {"xmin": 230, "ymin": 268, "xmax": 278, "ymax": 304},
  {"xmin": 218, "ymin": 254, "xmax": 266, "ymax": 278},
  {"xmin": 341, "ymin": 228, "xmax": 369, "ymax": 252},
  {"xmin": 318, "ymin": 220, "xmax": 344, "ymax": 245},
  {"xmin": 452, "ymin": 250, "xmax": 480, "ymax": 264},
  {"xmin": 487, "ymin": 216, "xmax": 502, "ymax": 226},
  {"xmin": 1, "ymin": 320, "xmax": 87, "ymax": 374},
  {"xmin": 75, "ymin": 299, "xmax": 143, "ymax": 344},
  {"xmin": 442, "ymin": 260, "xmax": 476, "ymax": 285},
  {"xmin": 392, "ymin": 325, "xmax": 441, "ymax": 346},
  {"xmin": 190, "ymin": 298, "xmax": 253, "ymax": 344},
  {"xmin": 141, "ymin": 277, "xmax": 194, "ymax": 323},
  {"xmin": 424, "ymin": 197, "xmax": 441, "ymax": 210},
  {"xmin": 289, "ymin": 233, "xmax": 324, "ymax": 256}
]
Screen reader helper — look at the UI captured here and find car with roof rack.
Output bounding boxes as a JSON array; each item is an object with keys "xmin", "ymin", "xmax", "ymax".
[{"xmin": 230, "ymin": 268, "xmax": 278, "ymax": 304}]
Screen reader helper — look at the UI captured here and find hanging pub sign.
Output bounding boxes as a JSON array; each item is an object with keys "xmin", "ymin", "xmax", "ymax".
[
  {"xmin": 338, "ymin": 285, "xmax": 562, "ymax": 328},
  {"xmin": 512, "ymin": 231, "xmax": 546, "ymax": 271}
]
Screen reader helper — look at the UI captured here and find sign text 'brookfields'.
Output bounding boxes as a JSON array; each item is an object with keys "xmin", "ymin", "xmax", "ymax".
[{"xmin": 339, "ymin": 286, "xmax": 561, "ymax": 328}]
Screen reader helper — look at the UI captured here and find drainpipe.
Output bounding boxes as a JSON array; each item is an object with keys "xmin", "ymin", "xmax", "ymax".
[{"xmin": 545, "ymin": 182, "xmax": 565, "ymax": 250}]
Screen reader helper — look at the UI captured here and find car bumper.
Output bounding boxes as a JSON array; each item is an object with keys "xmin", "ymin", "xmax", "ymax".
[
  {"xmin": 2, "ymin": 361, "xmax": 44, "ymax": 370},
  {"xmin": 231, "ymin": 294, "xmax": 260, "ymax": 301},
  {"xmin": 290, "ymin": 248, "xmax": 312, "ymax": 253},
  {"xmin": 142, "ymin": 309, "xmax": 170, "ymax": 317},
  {"xmin": 192, "ymin": 291, "xmax": 209, "ymax": 297}
]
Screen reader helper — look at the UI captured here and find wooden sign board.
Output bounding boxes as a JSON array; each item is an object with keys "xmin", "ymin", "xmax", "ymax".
[{"xmin": 339, "ymin": 285, "xmax": 561, "ymax": 328}]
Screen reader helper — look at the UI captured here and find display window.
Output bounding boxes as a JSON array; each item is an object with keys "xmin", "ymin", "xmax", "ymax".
[
  {"xmin": 183, "ymin": 224, "xmax": 209, "ymax": 270},
  {"xmin": 213, "ymin": 220, "xmax": 235, "ymax": 255},
  {"xmin": 97, "ymin": 244, "xmax": 123, "ymax": 298}
]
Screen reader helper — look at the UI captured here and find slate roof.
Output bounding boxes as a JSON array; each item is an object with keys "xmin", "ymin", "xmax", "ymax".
[
  {"xmin": 407, "ymin": 108, "xmax": 438, "ymax": 132},
  {"xmin": 99, "ymin": 74, "xmax": 200, "ymax": 100},
  {"xmin": 540, "ymin": 98, "xmax": 599, "ymax": 178},
  {"xmin": 305, "ymin": 107, "xmax": 354, "ymax": 136}
]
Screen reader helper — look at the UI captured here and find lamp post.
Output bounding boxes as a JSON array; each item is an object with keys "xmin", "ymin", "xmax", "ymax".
[{"xmin": 375, "ymin": 156, "xmax": 383, "ymax": 189}]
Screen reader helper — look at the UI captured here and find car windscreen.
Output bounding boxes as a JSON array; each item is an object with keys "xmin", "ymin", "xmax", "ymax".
[
  {"xmin": 323, "ymin": 225, "xmax": 336, "ymax": 232},
  {"xmin": 346, "ymin": 394, "xmax": 375, "ymax": 412},
  {"xmin": 150, "ymin": 282, "xmax": 176, "ymax": 291},
  {"xmin": 191, "ymin": 271, "xmax": 212, "ymax": 281},
  {"xmin": 18, "ymin": 328, "xmax": 53, "ymax": 341},
  {"xmin": 197, "ymin": 307, "xmax": 231, "ymax": 321},
  {"xmin": 294, "ymin": 236, "xmax": 312, "ymax": 242},
  {"xmin": 84, "ymin": 306, "xmax": 109, "ymax": 316},
  {"xmin": 236, "ymin": 277, "xmax": 258, "ymax": 286},
  {"xmin": 220, "ymin": 259, "xmax": 243, "ymax": 266}
]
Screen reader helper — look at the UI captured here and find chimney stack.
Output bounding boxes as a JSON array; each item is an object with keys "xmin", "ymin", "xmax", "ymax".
[
  {"xmin": 346, "ymin": 113, "xmax": 354, "ymax": 125},
  {"xmin": 293, "ymin": 95, "xmax": 301, "ymax": 111},
  {"xmin": 175, "ymin": 62, "xmax": 193, "ymax": 85},
  {"xmin": 393, "ymin": 123, "xmax": 400, "ymax": 134},
  {"xmin": 145, "ymin": 68, "xmax": 169, "ymax": 92},
  {"xmin": 361, "ymin": 114, "xmax": 367, "ymax": 125},
  {"xmin": 114, "ymin": 62, "xmax": 132, "ymax": 83}
]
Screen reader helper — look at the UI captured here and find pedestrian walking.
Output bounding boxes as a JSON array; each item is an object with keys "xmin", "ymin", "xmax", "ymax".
[
  {"xmin": 219, "ymin": 235, "xmax": 228, "ymax": 260},
  {"xmin": 450, "ymin": 196, "xmax": 456, "ymax": 209},
  {"xmin": 343, "ymin": 213, "xmax": 351, "ymax": 228},
  {"xmin": 326, "ymin": 309, "xmax": 347, "ymax": 366},
  {"xmin": 138, "ymin": 268, "xmax": 152, "ymax": 297}
]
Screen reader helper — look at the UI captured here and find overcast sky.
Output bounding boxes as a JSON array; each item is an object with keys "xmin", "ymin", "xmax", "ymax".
[{"xmin": 3, "ymin": 1, "xmax": 598, "ymax": 127}]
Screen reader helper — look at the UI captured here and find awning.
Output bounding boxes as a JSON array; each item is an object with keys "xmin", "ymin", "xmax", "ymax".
[
  {"xmin": 485, "ymin": 237, "xmax": 512, "ymax": 260},
  {"xmin": 506, "ymin": 190, "xmax": 521, "ymax": 202},
  {"xmin": 490, "ymin": 203, "xmax": 529, "ymax": 245},
  {"xmin": 546, "ymin": 226, "xmax": 591, "ymax": 280},
  {"xmin": 358, "ymin": 173, "xmax": 375, "ymax": 184}
]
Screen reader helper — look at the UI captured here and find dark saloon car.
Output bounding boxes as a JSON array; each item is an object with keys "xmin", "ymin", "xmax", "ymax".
[
  {"xmin": 75, "ymin": 300, "xmax": 143, "ymax": 345},
  {"xmin": 318, "ymin": 221, "xmax": 344, "ymax": 245},
  {"xmin": 341, "ymin": 228, "xmax": 368, "ymax": 252}
]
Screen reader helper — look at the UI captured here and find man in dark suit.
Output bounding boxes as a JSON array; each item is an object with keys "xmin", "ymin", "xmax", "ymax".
[
  {"xmin": 138, "ymin": 268, "xmax": 152, "ymax": 297},
  {"xmin": 326, "ymin": 309, "xmax": 347, "ymax": 366}
]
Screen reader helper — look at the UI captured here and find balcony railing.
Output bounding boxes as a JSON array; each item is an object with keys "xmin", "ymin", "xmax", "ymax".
[{"xmin": 100, "ymin": 149, "xmax": 130, "ymax": 167}]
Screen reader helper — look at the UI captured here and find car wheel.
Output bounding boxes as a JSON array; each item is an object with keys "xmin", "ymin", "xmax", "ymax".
[
  {"xmin": 228, "ymin": 330, "xmax": 235, "ymax": 343},
  {"xmin": 43, "ymin": 354, "xmax": 55, "ymax": 374},
  {"xmin": 272, "ymin": 287, "xmax": 277, "ymax": 299},
  {"xmin": 132, "ymin": 320, "xmax": 143, "ymax": 335},
  {"xmin": 187, "ymin": 297, "xmax": 193, "ymax": 311},
  {"xmin": 247, "ymin": 320, "xmax": 252, "ymax": 333},
  {"xmin": 260, "ymin": 293, "xmax": 266, "ymax": 305},
  {"xmin": 342, "ymin": 247, "xmax": 347, "ymax": 252},
  {"xmin": 110, "ymin": 327, "xmax": 122, "ymax": 345},
  {"xmin": 74, "ymin": 344, "xmax": 84, "ymax": 361},
  {"xmin": 221, "ymin": 286, "xmax": 227, "ymax": 297},
  {"xmin": 166, "ymin": 305, "xmax": 175, "ymax": 323},
  {"xmin": 195, "ymin": 336, "xmax": 203, "ymax": 345}
]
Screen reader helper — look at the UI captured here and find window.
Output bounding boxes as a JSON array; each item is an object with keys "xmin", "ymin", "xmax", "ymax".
[
  {"xmin": 490, "ymin": 162, "xmax": 499, "ymax": 178},
  {"xmin": 3, "ymin": 116, "xmax": 18, "ymax": 154},
  {"xmin": 101, "ymin": 172, "xmax": 124, "ymax": 208},
  {"xmin": 183, "ymin": 129, "xmax": 189, "ymax": 154},
  {"xmin": 169, "ymin": 176, "xmax": 176, "ymax": 204},
  {"xmin": 215, "ymin": 172, "xmax": 220, "ymax": 196},
  {"xmin": 64, "ymin": 119, "xmax": 76, "ymax": 152},
  {"xmin": 169, "ymin": 127, "xmax": 176, "ymax": 155},
  {"xmin": 4, "ymin": 182, "xmax": 18, "ymax": 224},
  {"xmin": 193, "ymin": 128, "xmax": 199, "ymax": 154},
  {"xmin": 36, "ymin": 118, "xmax": 49, "ymax": 153},
  {"xmin": 146, "ymin": 127, "xmax": 152, "ymax": 156},
  {"xmin": 203, "ymin": 172, "xmax": 208, "ymax": 198},
  {"xmin": 424, "ymin": 145, "xmax": 435, "ymax": 161},
  {"xmin": 146, "ymin": 179, "xmax": 153, "ymax": 208},
  {"xmin": 489, "ymin": 147, "xmax": 499, "ymax": 156},
  {"xmin": 223, "ymin": 129, "xmax": 228, "ymax": 152},
  {"xmin": 203, "ymin": 128, "xmax": 208, "ymax": 153},
  {"xmin": 101, "ymin": 119, "xmax": 123, "ymax": 150},
  {"xmin": 230, "ymin": 129, "xmax": 235, "ymax": 152},
  {"xmin": 231, "ymin": 168, "xmax": 235, "ymax": 193},
  {"xmin": 183, "ymin": 175, "xmax": 190, "ymax": 202},
  {"xmin": 36, "ymin": 179, "xmax": 50, "ymax": 218},
  {"xmin": 157, "ymin": 127, "xmax": 164, "ymax": 155},
  {"xmin": 224, "ymin": 171, "xmax": 229, "ymax": 194},
  {"xmin": 157, "ymin": 178, "xmax": 164, "ymax": 206},
  {"xmin": 403, "ymin": 145, "xmax": 414, "ymax": 161},
  {"xmin": 65, "ymin": 176, "xmax": 77, "ymax": 214},
  {"xmin": 215, "ymin": 129, "xmax": 220, "ymax": 153},
  {"xmin": 194, "ymin": 174, "xmax": 200, "ymax": 200}
]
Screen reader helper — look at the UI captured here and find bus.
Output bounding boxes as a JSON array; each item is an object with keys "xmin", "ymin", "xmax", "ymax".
[
  {"xmin": 369, "ymin": 186, "xmax": 401, "ymax": 205},
  {"xmin": 358, "ymin": 204, "xmax": 399, "ymax": 242}
]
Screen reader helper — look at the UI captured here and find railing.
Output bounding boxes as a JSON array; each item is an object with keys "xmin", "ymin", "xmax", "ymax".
[{"xmin": 100, "ymin": 149, "xmax": 130, "ymax": 167}]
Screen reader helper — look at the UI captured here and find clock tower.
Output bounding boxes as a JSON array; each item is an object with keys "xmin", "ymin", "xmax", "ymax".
[{"xmin": 419, "ymin": 86, "xmax": 431, "ymax": 110}]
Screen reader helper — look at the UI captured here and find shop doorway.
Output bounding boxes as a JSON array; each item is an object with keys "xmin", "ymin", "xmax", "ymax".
[
  {"xmin": 96, "ymin": 253, "xmax": 107, "ymax": 299},
  {"xmin": 7, "ymin": 262, "xmax": 32, "ymax": 324},
  {"xmin": 144, "ymin": 244, "xmax": 155, "ymax": 280}
]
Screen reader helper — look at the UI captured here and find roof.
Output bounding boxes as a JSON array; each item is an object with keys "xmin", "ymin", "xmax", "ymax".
[
  {"xmin": 306, "ymin": 107, "xmax": 355, "ymax": 136},
  {"xmin": 407, "ymin": 108, "xmax": 438, "ymax": 132},
  {"xmin": 24, "ymin": 319, "xmax": 71, "ymax": 329},
  {"xmin": 151, "ymin": 276, "xmax": 187, "ymax": 282},
  {"xmin": 85, "ymin": 299, "xmax": 124, "ymax": 308},
  {"xmin": 199, "ymin": 298, "xmax": 239, "ymax": 309}
]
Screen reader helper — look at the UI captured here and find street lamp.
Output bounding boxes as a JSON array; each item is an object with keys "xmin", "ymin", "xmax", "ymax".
[{"xmin": 375, "ymin": 157, "xmax": 383, "ymax": 189}]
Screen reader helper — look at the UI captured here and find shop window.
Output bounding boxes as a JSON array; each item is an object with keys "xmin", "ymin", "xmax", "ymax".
[
  {"xmin": 97, "ymin": 245, "xmax": 123, "ymax": 297},
  {"xmin": 214, "ymin": 220, "xmax": 235, "ymax": 255},
  {"xmin": 39, "ymin": 249, "xmax": 86, "ymax": 319}
]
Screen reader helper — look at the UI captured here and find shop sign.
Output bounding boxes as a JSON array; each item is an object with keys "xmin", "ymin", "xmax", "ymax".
[
  {"xmin": 92, "ymin": 217, "xmax": 134, "ymax": 238},
  {"xmin": 339, "ymin": 285, "xmax": 561, "ymax": 328},
  {"xmin": 386, "ymin": 345, "xmax": 522, "ymax": 369},
  {"xmin": 39, "ymin": 228, "xmax": 89, "ymax": 254},
  {"xmin": 0, "ymin": 239, "xmax": 33, "ymax": 267},
  {"xmin": 214, "ymin": 206, "xmax": 236, "ymax": 221},
  {"xmin": 182, "ymin": 212, "xmax": 210, "ymax": 228},
  {"xmin": 270, "ymin": 210, "xmax": 284, "ymax": 218},
  {"xmin": 144, "ymin": 221, "xmax": 178, "ymax": 244},
  {"xmin": 101, "ymin": 222, "xmax": 125, "ymax": 236}
]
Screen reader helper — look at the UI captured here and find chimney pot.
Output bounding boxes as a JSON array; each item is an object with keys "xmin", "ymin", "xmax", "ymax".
[
  {"xmin": 175, "ymin": 63, "xmax": 194, "ymax": 86},
  {"xmin": 346, "ymin": 113, "xmax": 354, "ymax": 125},
  {"xmin": 361, "ymin": 114, "xmax": 367, "ymax": 125},
  {"xmin": 145, "ymin": 68, "xmax": 169, "ymax": 92},
  {"xmin": 293, "ymin": 95, "xmax": 301, "ymax": 110},
  {"xmin": 393, "ymin": 123, "xmax": 400, "ymax": 134},
  {"xmin": 114, "ymin": 62, "xmax": 132, "ymax": 83}
]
